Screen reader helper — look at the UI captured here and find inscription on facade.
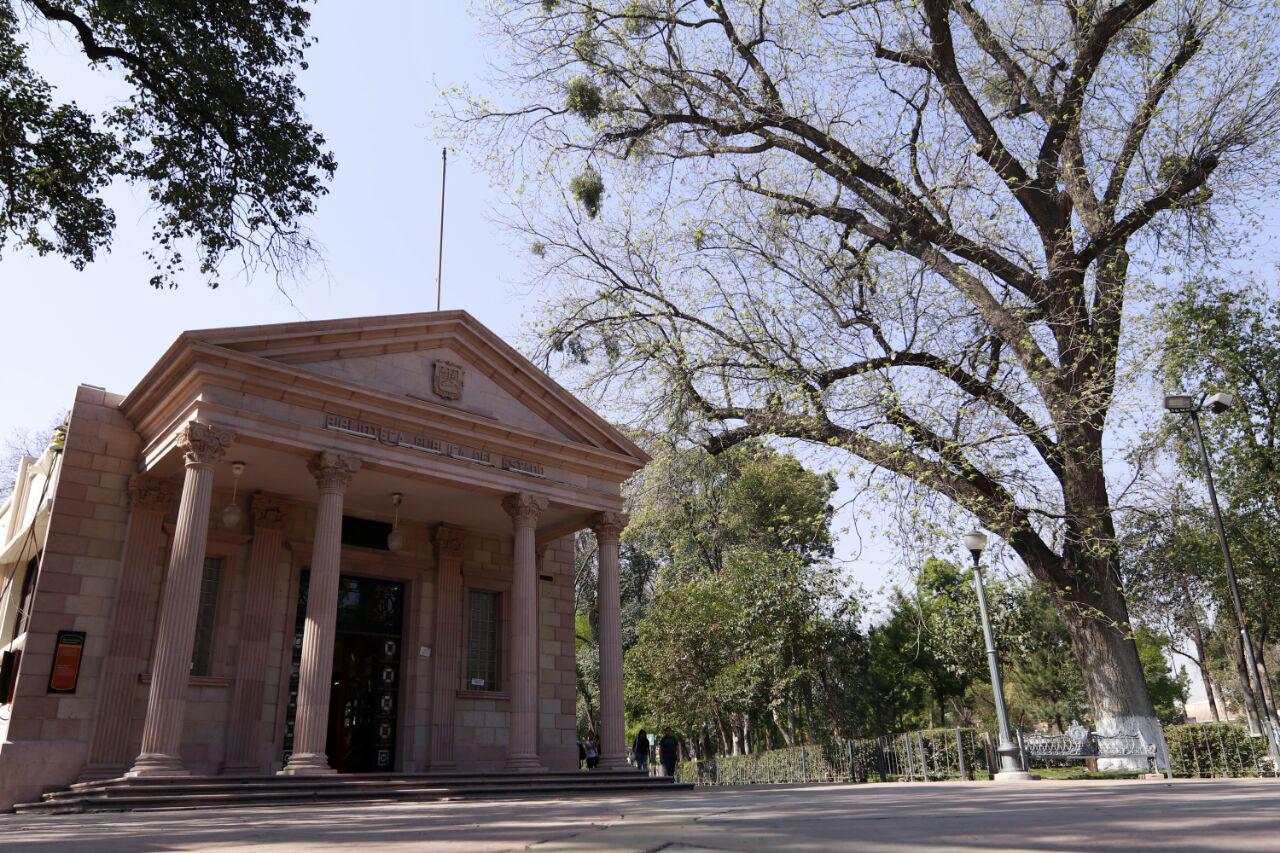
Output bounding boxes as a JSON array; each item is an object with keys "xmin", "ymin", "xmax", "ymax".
[{"xmin": 323, "ymin": 414, "xmax": 545, "ymax": 478}]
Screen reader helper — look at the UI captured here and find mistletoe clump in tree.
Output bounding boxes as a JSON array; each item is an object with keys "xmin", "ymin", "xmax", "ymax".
[
  {"xmin": 454, "ymin": 0, "xmax": 1280, "ymax": 752},
  {"xmin": 0, "ymin": 1, "xmax": 335, "ymax": 287}
]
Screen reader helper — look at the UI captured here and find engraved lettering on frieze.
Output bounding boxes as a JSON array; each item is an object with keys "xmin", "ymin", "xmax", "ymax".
[
  {"xmin": 448, "ymin": 443, "xmax": 492, "ymax": 466},
  {"xmin": 432, "ymin": 360, "xmax": 465, "ymax": 401},
  {"xmin": 502, "ymin": 456, "xmax": 546, "ymax": 478},
  {"xmin": 323, "ymin": 414, "xmax": 549, "ymax": 475}
]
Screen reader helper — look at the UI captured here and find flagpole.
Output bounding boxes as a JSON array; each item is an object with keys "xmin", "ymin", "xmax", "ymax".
[{"xmin": 436, "ymin": 147, "xmax": 447, "ymax": 311}]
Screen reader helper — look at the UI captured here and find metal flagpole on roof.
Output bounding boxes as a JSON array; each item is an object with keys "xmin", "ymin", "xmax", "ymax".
[{"xmin": 436, "ymin": 147, "xmax": 447, "ymax": 311}]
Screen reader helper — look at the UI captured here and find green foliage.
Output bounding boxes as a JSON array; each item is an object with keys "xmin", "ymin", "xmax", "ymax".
[
  {"xmin": 0, "ymin": 0, "xmax": 334, "ymax": 287},
  {"xmin": 565, "ymin": 76, "xmax": 604, "ymax": 122},
  {"xmin": 1164, "ymin": 723, "xmax": 1271, "ymax": 777},
  {"xmin": 620, "ymin": 442, "xmax": 865, "ymax": 751},
  {"xmin": 569, "ymin": 167, "xmax": 604, "ymax": 218},
  {"xmin": 1135, "ymin": 627, "xmax": 1190, "ymax": 725}
]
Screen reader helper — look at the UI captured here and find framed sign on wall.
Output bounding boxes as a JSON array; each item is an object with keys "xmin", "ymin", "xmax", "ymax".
[{"xmin": 47, "ymin": 630, "xmax": 86, "ymax": 694}]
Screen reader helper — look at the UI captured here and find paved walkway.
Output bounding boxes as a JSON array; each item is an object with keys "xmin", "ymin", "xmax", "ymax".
[{"xmin": 1, "ymin": 778, "xmax": 1277, "ymax": 851}]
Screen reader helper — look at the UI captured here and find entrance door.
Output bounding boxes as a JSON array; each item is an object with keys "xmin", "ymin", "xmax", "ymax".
[{"xmin": 284, "ymin": 572, "xmax": 405, "ymax": 773}]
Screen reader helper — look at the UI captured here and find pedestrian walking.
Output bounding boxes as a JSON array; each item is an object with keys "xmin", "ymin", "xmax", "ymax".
[
  {"xmin": 658, "ymin": 727, "xmax": 679, "ymax": 777},
  {"xmin": 633, "ymin": 728, "xmax": 651, "ymax": 772}
]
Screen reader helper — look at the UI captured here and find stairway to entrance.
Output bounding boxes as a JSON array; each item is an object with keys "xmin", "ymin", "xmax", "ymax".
[{"xmin": 14, "ymin": 770, "xmax": 691, "ymax": 814}]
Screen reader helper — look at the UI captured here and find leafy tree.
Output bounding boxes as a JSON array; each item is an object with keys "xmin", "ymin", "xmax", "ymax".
[
  {"xmin": 1006, "ymin": 585, "xmax": 1089, "ymax": 732},
  {"xmin": 0, "ymin": 0, "xmax": 334, "ymax": 286},
  {"xmin": 458, "ymin": 0, "xmax": 1280, "ymax": 744},
  {"xmin": 1134, "ymin": 626, "xmax": 1190, "ymax": 725}
]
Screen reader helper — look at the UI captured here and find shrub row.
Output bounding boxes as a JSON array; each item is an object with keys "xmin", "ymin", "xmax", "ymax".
[{"xmin": 676, "ymin": 723, "xmax": 1274, "ymax": 786}]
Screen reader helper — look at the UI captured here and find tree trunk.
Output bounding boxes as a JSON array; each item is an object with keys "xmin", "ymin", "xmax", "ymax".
[
  {"xmin": 1257, "ymin": 655, "xmax": 1279, "ymax": 729},
  {"xmin": 774, "ymin": 705, "xmax": 797, "ymax": 747},
  {"xmin": 1032, "ymin": 434, "xmax": 1166, "ymax": 772},
  {"xmin": 1185, "ymin": 604, "xmax": 1221, "ymax": 723},
  {"xmin": 1055, "ymin": 569, "xmax": 1164, "ymax": 770},
  {"xmin": 1211, "ymin": 681, "xmax": 1228, "ymax": 724},
  {"xmin": 1225, "ymin": 633, "xmax": 1262, "ymax": 735}
]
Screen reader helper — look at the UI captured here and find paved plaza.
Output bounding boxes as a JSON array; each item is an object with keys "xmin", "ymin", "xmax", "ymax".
[{"xmin": 0, "ymin": 778, "xmax": 1277, "ymax": 851}]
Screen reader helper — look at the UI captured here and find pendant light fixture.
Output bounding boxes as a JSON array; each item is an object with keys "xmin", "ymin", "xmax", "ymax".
[
  {"xmin": 386, "ymin": 492, "xmax": 404, "ymax": 551},
  {"xmin": 222, "ymin": 461, "xmax": 246, "ymax": 529}
]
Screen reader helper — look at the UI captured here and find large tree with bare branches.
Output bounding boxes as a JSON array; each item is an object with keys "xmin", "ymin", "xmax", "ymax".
[{"xmin": 452, "ymin": 0, "xmax": 1280, "ymax": 751}]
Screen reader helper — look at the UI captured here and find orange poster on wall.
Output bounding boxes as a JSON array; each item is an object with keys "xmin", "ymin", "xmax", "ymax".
[{"xmin": 47, "ymin": 631, "xmax": 86, "ymax": 694}]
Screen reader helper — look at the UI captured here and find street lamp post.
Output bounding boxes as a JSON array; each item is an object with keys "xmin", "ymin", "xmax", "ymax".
[
  {"xmin": 964, "ymin": 531, "xmax": 1036, "ymax": 781},
  {"xmin": 1165, "ymin": 392, "xmax": 1280, "ymax": 771}
]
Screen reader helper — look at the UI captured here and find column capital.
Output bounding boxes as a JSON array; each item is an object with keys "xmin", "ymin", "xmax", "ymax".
[
  {"xmin": 502, "ymin": 493, "xmax": 547, "ymax": 527},
  {"xmin": 128, "ymin": 475, "xmax": 178, "ymax": 513},
  {"xmin": 307, "ymin": 451, "xmax": 361, "ymax": 494},
  {"xmin": 590, "ymin": 511, "xmax": 628, "ymax": 542},
  {"xmin": 433, "ymin": 524, "xmax": 466, "ymax": 560},
  {"xmin": 250, "ymin": 493, "xmax": 291, "ymax": 532},
  {"xmin": 175, "ymin": 422, "xmax": 234, "ymax": 468}
]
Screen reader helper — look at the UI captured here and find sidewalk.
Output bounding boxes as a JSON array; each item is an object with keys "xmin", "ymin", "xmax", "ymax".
[{"xmin": 1, "ymin": 777, "xmax": 1277, "ymax": 851}]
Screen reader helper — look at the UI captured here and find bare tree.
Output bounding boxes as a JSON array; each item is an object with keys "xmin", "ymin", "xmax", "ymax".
[
  {"xmin": 452, "ymin": 0, "xmax": 1280, "ymax": 747},
  {"xmin": 0, "ymin": 415, "xmax": 62, "ymax": 503}
]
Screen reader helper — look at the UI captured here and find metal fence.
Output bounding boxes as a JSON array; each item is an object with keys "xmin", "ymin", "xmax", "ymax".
[
  {"xmin": 1164, "ymin": 723, "xmax": 1272, "ymax": 778},
  {"xmin": 674, "ymin": 722, "xmax": 1277, "ymax": 786},
  {"xmin": 676, "ymin": 728, "xmax": 993, "ymax": 786}
]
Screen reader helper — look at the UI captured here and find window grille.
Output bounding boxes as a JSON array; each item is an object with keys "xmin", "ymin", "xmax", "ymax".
[
  {"xmin": 466, "ymin": 590, "xmax": 499, "ymax": 691},
  {"xmin": 191, "ymin": 557, "xmax": 222, "ymax": 676}
]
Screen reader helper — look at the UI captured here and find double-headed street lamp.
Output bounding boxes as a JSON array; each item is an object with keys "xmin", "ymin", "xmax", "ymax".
[
  {"xmin": 1164, "ymin": 391, "xmax": 1280, "ymax": 770},
  {"xmin": 964, "ymin": 531, "xmax": 1036, "ymax": 781}
]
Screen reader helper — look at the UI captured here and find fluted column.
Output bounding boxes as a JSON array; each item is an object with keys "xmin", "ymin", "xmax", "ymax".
[
  {"xmin": 222, "ymin": 494, "xmax": 290, "ymax": 774},
  {"xmin": 429, "ymin": 524, "xmax": 466, "ymax": 770},
  {"xmin": 81, "ymin": 476, "xmax": 176, "ymax": 780},
  {"xmin": 127, "ymin": 423, "xmax": 233, "ymax": 777},
  {"xmin": 280, "ymin": 451, "xmax": 360, "ymax": 775},
  {"xmin": 592, "ymin": 512, "xmax": 629, "ymax": 770},
  {"xmin": 502, "ymin": 493, "xmax": 547, "ymax": 771}
]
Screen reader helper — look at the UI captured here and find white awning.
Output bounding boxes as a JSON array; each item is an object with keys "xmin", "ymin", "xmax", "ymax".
[{"xmin": 0, "ymin": 501, "xmax": 50, "ymax": 569}]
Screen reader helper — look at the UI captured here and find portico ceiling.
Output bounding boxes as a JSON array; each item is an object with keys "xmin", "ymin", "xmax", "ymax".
[{"xmin": 146, "ymin": 441, "xmax": 595, "ymax": 539}]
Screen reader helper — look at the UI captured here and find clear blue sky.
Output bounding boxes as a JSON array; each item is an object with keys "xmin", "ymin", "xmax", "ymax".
[{"xmin": 0, "ymin": 3, "xmax": 526, "ymax": 438}]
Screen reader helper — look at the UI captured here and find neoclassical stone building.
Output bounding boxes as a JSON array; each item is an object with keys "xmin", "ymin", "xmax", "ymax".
[{"xmin": 0, "ymin": 312, "xmax": 645, "ymax": 809}]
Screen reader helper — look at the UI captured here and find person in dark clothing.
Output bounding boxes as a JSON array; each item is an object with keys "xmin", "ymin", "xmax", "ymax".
[
  {"xmin": 658, "ymin": 727, "xmax": 680, "ymax": 777},
  {"xmin": 633, "ymin": 729, "xmax": 651, "ymax": 772},
  {"xmin": 578, "ymin": 740, "xmax": 586, "ymax": 770}
]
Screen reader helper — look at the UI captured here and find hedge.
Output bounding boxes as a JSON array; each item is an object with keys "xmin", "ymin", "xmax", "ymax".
[{"xmin": 675, "ymin": 723, "xmax": 1275, "ymax": 786}]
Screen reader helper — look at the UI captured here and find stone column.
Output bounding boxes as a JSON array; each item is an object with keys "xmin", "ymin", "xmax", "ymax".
[
  {"xmin": 280, "ymin": 451, "xmax": 360, "ymax": 775},
  {"xmin": 592, "ymin": 512, "xmax": 629, "ymax": 770},
  {"xmin": 501, "ymin": 492, "xmax": 547, "ymax": 771},
  {"xmin": 127, "ymin": 423, "xmax": 233, "ymax": 777},
  {"xmin": 222, "ymin": 494, "xmax": 290, "ymax": 774},
  {"xmin": 81, "ymin": 476, "xmax": 176, "ymax": 780},
  {"xmin": 429, "ymin": 524, "xmax": 466, "ymax": 770}
]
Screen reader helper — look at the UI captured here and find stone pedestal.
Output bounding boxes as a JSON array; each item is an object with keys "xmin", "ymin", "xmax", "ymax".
[
  {"xmin": 280, "ymin": 452, "xmax": 360, "ymax": 776},
  {"xmin": 502, "ymin": 493, "xmax": 547, "ymax": 772},
  {"xmin": 592, "ymin": 512, "xmax": 629, "ymax": 770},
  {"xmin": 127, "ymin": 424, "xmax": 233, "ymax": 777}
]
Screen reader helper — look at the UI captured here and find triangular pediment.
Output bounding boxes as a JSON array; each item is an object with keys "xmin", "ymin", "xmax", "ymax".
[{"xmin": 176, "ymin": 311, "xmax": 646, "ymax": 463}]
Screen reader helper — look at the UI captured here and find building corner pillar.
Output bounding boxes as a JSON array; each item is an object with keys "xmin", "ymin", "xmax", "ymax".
[
  {"xmin": 428, "ymin": 524, "xmax": 466, "ymax": 770},
  {"xmin": 126, "ymin": 423, "xmax": 233, "ymax": 777},
  {"xmin": 502, "ymin": 492, "xmax": 548, "ymax": 772},
  {"xmin": 222, "ymin": 494, "xmax": 290, "ymax": 775},
  {"xmin": 592, "ymin": 512, "xmax": 629, "ymax": 770},
  {"xmin": 80, "ymin": 476, "xmax": 176, "ymax": 780},
  {"xmin": 279, "ymin": 451, "xmax": 360, "ymax": 776}
]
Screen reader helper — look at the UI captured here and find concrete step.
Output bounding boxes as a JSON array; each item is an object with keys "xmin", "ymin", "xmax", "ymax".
[{"xmin": 16, "ymin": 773, "xmax": 690, "ymax": 815}]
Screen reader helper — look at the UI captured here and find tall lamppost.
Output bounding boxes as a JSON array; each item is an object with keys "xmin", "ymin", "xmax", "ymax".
[
  {"xmin": 964, "ymin": 531, "xmax": 1035, "ymax": 781},
  {"xmin": 1164, "ymin": 392, "xmax": 1280, "ymax": 770}
]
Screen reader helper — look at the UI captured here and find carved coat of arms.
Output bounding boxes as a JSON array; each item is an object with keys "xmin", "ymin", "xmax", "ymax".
[{"xmin": 433, "ymin": 360, "xmax": 465, "ymax": 400}]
